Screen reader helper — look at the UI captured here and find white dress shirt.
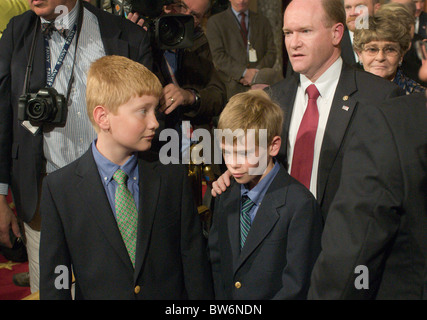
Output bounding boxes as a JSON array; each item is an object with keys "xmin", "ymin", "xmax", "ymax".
[
  {"xmin": 42, "ymin": 1, "xmax": 105, "ymax": 174},
  {"xmin": 287, "ymin": 57, "xmax": 343, "ymax": 197}
]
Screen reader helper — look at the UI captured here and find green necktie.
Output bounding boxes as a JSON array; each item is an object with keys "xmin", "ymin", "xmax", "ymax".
[
  {"xmin": 240, "ymin": 195, "xmax": 255, "ymax": 250},
  {"xmin": 113, "ymin": 169, "xmax": 138, "ymax": 267}
]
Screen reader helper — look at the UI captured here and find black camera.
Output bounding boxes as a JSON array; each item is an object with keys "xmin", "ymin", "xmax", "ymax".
[
  {"xmin": 18, "ymin": 87, "xmax": 68, "ymax": 127},
  {"xmin": 108, "ymin": 0, "xmax": 194, "ymax": 50}
]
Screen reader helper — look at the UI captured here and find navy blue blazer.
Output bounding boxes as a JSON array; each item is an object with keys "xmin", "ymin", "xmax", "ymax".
[
  {"xmin": 40, "ymin": 149, "xmax": 214, "ymax": 299},
  {"xmin": 209, "ymin": 164, "xmax": 323, "ymax": 299}
]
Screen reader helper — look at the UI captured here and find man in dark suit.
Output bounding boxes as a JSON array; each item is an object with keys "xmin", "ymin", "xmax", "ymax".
[
  {"xmin": 0, "ymin": 0, "xmax": 152, "ymax": 292},
  {"xmin": 415, "ymin": 0, "xmax": 427, "ymax": 38},
  {"xmin": 206, "ymin": 0, "xmax": 277, "ymax": 99},
  {"xmin": 212, "ymin": 0, "xmax": 403, "ymax": 220},
  {"xmin": 308, "ymin": 43, "xmax": 427, "ymax": 298},
  {"xmin": 268, "ymin": 0, "xmax": 404, "ymax": 219}
]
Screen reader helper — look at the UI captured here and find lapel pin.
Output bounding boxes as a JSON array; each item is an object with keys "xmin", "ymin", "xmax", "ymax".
[
  {"xmin": 343, "ymin": 95, "xmax": 349, "ymax": 101},
  {"xmin": 342, "ymin": 105, "xmax": 349, "ymax": 111}
]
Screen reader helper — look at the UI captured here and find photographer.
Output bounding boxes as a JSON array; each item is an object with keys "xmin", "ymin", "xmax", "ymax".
[
  {"xmin": 128, "ymin": 0, "xmax": 226, "ymax": 155},
  {"xmin": 0, "ymin": 0, "xmax": 152, "ymax": 293}
]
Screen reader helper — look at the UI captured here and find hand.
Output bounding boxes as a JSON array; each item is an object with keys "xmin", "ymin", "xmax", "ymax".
[
  {"xmin": 127, "ymin": 12, "xmax": 148, "ymax": 31},
  {"xmin": 159, "ymin": 84, "xmax": 195, "ymax": 115},
  {"xmin": 239, "ymin": 68, "xmax": 259, "ymax": 86},
  {"xmin": 250, "ymin": 84, "xmax": 269, "ymax": 90},
  {"xmin": 0, "ymin": 195, "xmax": 21, "ymax": 248},
  {"xmin": 211, "ymin": 170, "xmax": 232, "ymax": 197}
]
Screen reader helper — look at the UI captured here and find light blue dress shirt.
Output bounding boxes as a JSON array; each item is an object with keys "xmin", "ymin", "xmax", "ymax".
[
  {"xmin": 91, "ymin": 141, "xmax": 139, "ymax": 218},
  {"xmin": 240, "ymin": 160, "xmax": 280, "ymax": 223}
]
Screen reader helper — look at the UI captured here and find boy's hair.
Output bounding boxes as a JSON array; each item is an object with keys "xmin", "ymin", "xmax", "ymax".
[
  {"xmin": 86, "ymin": 55, "xmax": 162, "ymax": 129},
  {"xmin": 217, "ymin": 90, "xmax": 284, "ymax": 146}
]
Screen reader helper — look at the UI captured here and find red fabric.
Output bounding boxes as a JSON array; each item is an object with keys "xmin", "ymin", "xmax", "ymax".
[
  {"xmin": 0, "ymin": 254, "xmax": 30, "ymax": 300},
  {"xmin": 291, "ymin": 84, "xmax": 320, "ymax": 190},
  {"xmin": 0, "ymin": 190, "xmax": 30, "ymax": 300}
]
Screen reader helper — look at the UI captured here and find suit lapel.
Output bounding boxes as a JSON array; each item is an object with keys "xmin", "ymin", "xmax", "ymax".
[
  {"xmin": 133, "ymin": 153, "xmax": 161, "ymax": 282},
  {"xmin": 75, "ymin": 149, "xmax": 133, "ymax": 269},
  {"xmin": 317, "ymin": 64, "xmax": 357, "ymax": 203},
  {"xmin": 25, "ymin": 18, "xmax": 47, "ymax": 92},
  {"xmin": 234, "ymin": 167, "xmax": 286, "ymax": 274},
  {"xmin": 226, "ymin": 7, "xmax": 247, "ymax": 49},
  {"xmin": 223, "ymin": 182, "xmax": 243, "ymax": 270}
]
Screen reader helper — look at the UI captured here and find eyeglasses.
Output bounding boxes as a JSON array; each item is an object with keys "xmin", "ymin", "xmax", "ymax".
[
  {"xmin": 415, "ymin": 40, "xmax": 427, "ymax": 61},
  {"xmin": 363, "ymin": 45, "xmax": 400, "ymax": 57},
  {"xmin": 169, "ymin": 1, "xmax": 204, "ymax": 23}
]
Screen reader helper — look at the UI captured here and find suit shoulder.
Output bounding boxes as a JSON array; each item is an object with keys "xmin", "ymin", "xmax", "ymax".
[
  {"xmin": 207, "ymin": 9, "xmax": 231, "ymax": 26},
  {"xmin": 85, "ymin": 2, "xmax": 146, "ymax": 38},
  {"xmin": 6, "ymin": 9, "xmax": 37, "ymax": 32},
  {"xmin": 139, "ymin": 151, "xmax": 187, "ymax": 176},
  {"xmin": 354, "ymin": 68, "xmax": 402, "ymax": 94},
  {"xmin": 43, "ymin": 158, "xmax": 80, "ymax": 187},
  {"xmin": 274, "ymin": 166, "xmax": 316, "ymax": 202}
]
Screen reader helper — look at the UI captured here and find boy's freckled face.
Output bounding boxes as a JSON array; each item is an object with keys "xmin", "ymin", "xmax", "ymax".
[{"xmin": 108, "ymin": 95, "xmax": 159, "ymax": 153}]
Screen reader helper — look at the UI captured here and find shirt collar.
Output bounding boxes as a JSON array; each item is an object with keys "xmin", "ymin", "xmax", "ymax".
[
  {"xmin": 240, "ymin": 160, "xmax": 280, "ymax": 207},
  {"xmin": 40, "ymin": 0, "xmax": 79, "ymax": 30},
  {"xmin": 231, "ymin": 6, "xmax": 249, "ymax": 19},
  {"xmin": 91, "ymin": 140, "xmax": 139, "ymax": 186},
  {"xmin": 300, "ymin": 57, "xmax": 343, "ymax": 100}
]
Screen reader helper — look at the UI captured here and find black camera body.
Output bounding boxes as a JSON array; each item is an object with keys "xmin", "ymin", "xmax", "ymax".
[
  {"xmin": 18, "ymin": 87, "xmax": 68, "ymax": 127},
  {"xmin": 109, "ymin": 0, "xmax": 194, "ymax": 50}
]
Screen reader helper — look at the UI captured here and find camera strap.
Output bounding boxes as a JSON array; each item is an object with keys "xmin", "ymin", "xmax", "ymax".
[
  {"xmin": 43, "ymin": 1, "xmax": 84, "ymax": 104},
  {"xmin": 44, "ymin": 24, "xmax": 77, "ymax": 87}
]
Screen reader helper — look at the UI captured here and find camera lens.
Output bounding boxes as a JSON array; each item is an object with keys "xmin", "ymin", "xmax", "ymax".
[
  {"xmin": 158, "ymin": 17, "xmax": 185, "ymax": 47},
  {"xmin": 27, "ymin": 99, "xmax": 48, "ymax": 121}
]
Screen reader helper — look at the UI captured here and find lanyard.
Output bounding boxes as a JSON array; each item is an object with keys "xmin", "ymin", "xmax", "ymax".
[{"xmin": 44, "ymin": 23, "xmax": 77, "ymax": 88}]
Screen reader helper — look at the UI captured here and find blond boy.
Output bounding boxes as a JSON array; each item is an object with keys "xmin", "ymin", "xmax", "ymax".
[
  {"xmin": 39, "ymin": 55, "xmax": 213, "ymax": 300},
  {"xmin": 208, "ymin": 90, "xmax": 322, "ymax": 299}
]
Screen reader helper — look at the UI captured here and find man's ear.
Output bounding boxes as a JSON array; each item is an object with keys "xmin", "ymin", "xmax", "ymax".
[
  {"xmin": 268, "ymin": 136, "xmax": 282, "ymax": 157},
  {"xmin": 332, "ymin": 22, "xmax": 344, "ymax": 46},
  {"xmin": 93, "ymin": 105, "xmax": 110, "ymax": 131}
]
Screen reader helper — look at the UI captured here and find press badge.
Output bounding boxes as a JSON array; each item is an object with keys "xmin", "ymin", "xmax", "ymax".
[{"xmin": 248, "ymin": 43, "xmax": 257, "ymax": 63}]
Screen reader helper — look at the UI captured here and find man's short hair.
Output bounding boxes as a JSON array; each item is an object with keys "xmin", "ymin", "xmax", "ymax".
[
  {"xmin": 322, "ymin": 0, "xmax": 346, "ymax": 27},
  {"xmin": 217, "ymin": 90, "xmax": 284, "ymax": 146},
  {"xmin": 86, "ymin": 55, "xmax": 162, "ymax": 128}
]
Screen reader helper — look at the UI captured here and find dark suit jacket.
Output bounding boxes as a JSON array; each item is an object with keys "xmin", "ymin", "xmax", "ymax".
[
  {"xmin": 39, "ymin": 148, "xmax": 214, "ymax": 300},
  {"xmin": 309, "ymin": 93, "xmax": 427, "ymax": 299},
  {"xmin": 206, "ymin": 6, "xmax": 276, "ymax": 99},
  {"xmin": 417, "ymin": 11, "xmax": 427, "ymax": 39},
  {"xmin": 0, "ymin": 1, "xmax": 152, "ymax": 223},
  {"xmin": 341, "ymin": 29, "xmax": 357, "ymax": 67},
  {"xmin": 208, "ymin": 164, "xmax": 323, "ymax": 299},
  {"xmin": 267, "ymin": 63, "xmax": 404, "ymax": 219}
]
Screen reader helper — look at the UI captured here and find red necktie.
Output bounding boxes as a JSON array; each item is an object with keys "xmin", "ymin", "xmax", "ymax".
[
  {"xmin": 240, "ymin": 12, "xmax": 248, "ymax": 45},
  {"xmin": 291, "ymin": 84, "xmax": 320, "ymax": 190}
]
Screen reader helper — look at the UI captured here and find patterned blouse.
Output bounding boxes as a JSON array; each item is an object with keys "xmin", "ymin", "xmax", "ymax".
[{"xmin": 393, "ymin": 68, "xmax": 426, "ymax": 95}]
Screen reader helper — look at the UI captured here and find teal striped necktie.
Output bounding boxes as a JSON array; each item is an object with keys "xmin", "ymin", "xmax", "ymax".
[{"xmin": 240, "ymin": 195, "xmax": 255, "ymax": 249}]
